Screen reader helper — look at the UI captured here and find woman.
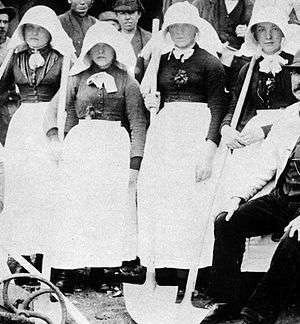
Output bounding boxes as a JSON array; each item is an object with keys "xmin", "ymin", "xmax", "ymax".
[
  {"xmin": 44, "ymin": 22, "xmax": 147, "ymax": 293},
  {"xmin": 0, "ymin": 6, "xmax": 74, "ymax": 283},
  {"xmin": 137, "ymin": 2, "xmax": 227, "ymax": 276},
  {"xmin": 220, "ymin": 7, "xmax": 296, "ymax": 208}
]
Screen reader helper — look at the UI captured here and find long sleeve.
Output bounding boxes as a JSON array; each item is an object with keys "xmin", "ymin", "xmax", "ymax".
[
  {"xmin": 124, "ymin": 74, "xmax": 147, "ymax": 161},
  {"xmin": 205, "ymin": 57, "xmax": 228, "ymax": 145},
  {"xmin": 44, "ymin": 75, "xmax": 79, "ymax": 135}
]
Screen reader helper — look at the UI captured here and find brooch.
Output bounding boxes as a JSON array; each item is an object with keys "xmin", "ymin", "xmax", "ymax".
[{"xmin": 174, "ymin": 69, "xmax": 189, "ymax": 88}]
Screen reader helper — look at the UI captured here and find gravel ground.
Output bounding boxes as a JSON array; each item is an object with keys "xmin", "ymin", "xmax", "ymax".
[{"xmin": 1, "ymin": 285, "xmax": 300, "ymax": 323}]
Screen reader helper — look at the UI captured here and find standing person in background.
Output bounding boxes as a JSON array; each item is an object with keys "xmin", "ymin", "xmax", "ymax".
[
  {"xmin": 113, "ymin": 0, "xmax": 151, "ymax": 77},
  {"xmin": 192, "ymin": 0, "xmax": 251, "ymax": 50},
  {"xmin": 59, "ymin": 0, "xmax": 97, "ymax": 57},
  {"xmin": 0, "ymin": 3, "xmax": 19, "ymax": 145},
  {"xmin": 192, "ymin": 0, "xmax": 253, "ymax": 93}
]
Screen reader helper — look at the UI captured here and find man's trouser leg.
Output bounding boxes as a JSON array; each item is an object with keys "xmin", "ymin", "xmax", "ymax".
[
  {"xmin": 207, "ymin": 190, "xmax": 298, "ymax": 306},
  {"xmin": 242, "ymin": 233, "xmax": 300, "ymax": 322}
]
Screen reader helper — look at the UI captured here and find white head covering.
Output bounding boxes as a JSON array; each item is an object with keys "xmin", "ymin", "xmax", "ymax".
[
  {"xmin": 140, "ymin": 1, "xmax": 222, "ymax": 60},
  {"xmin": 160, "ymin": 1, "xmax": 222, "ymax": 57},
  {"xmin": 239, "ymin": 6, "xmax": 294, "ymax": 75},
  {"xmin": 8, "ymin": 5, "xmax": 75, "ymax": 57},
  {"xmin": 70, "ymin": 22, "xmax": 136, "ymax": 76},
  {"xmin": 240, "ymin": 6, "xmax": 291, "ymax": 56}
]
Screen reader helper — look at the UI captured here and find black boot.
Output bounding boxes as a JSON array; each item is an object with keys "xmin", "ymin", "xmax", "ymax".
[
  {"xmin": 88, "ymin": 267, "xmax": 109, "ymax": 292},
  {"xmin": 73, "ymin": 268, "xmax": 87, "ymax": 292},
  {"xmin": 7, "ymin": 254, "xmax": 43, "ymax": 287},
  {"xmin": 50, "ymin": 268, "xmax": 75, "ymax": 294}
]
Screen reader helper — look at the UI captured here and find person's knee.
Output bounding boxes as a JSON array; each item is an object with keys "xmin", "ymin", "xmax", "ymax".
[
  {"xmin": 214, "ymin": 212, "xmax": 228, "ymax": 236},
  {"xmin": 280, "ymin": 233, "xmax": 300, "ymax": 251}
]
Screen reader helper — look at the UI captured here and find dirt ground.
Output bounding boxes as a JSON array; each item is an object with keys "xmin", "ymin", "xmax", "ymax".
[{"xmin": 1, "ymin": 285, "xmax": 300, "ymax": 323}]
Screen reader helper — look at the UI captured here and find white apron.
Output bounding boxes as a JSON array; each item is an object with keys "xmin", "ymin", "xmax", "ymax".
[
  {"xmin": 137, "ymin": 102, "xmax": 223, "ymax": 269},
  {"xmin": 218, "ymin": 109, "xmax": 283, "ymax": 272},
  {"xmin": 1, "ymin": 102, "xmax": 59, "ymax": 255},
  {"xmin": 51, "ymin": 120, "xmax": 136, "ymax": 269}
]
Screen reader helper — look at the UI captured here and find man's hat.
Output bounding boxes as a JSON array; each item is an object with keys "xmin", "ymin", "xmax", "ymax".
[
  {"xmin": 113, "ymin": 0, "xmax": 144, "ymax": 12},
  {"xmin": 98, "ymin": 11, "xmax": 119, "ymax": 23},
  {"xmin": 0, "ymin": 3, "xmax": 16, "ymax": 22},
  {"xmin": 285, "ymin": 50, "xmax": 300, "ymax": 71}
]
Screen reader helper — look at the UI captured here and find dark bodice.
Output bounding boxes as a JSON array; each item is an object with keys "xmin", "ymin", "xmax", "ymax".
[
  {"xmin": 0, "ymin": 47, "xmax": 63, "ymax": 103},
  {"xmin": 63, "ymin": 63, "xmax": 147, "ymax": 162},
  {"xmin": 222, "ymin": 51, "xmax": 296, "ymax": 133},
  {"xmin": 157, "ymin": 45, "xmax": 227, "ymax": 145}
]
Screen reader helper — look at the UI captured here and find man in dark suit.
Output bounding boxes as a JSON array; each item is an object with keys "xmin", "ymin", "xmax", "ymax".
[{"xmin": 113, "ymin": 0, "xmax": 151, "ymax": 57}]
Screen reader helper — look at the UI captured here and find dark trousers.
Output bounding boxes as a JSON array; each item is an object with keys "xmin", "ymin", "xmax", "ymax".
[
  {"xmin": 243, "ymin": 234, "xmax": 300, "ymax": 321},
  {"xmin": 208, "ymin": 189, "xmax": 300, "ymax": 307}
]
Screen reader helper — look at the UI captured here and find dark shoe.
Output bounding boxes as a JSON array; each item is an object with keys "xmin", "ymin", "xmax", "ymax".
[
  {"xmin": 112, "ymin": 285, "xmax": 123, "ymax": 297},
  {"xmin": 118, "ymin": 265, "xmax": 147, "ymax": 284},
  {"xmin": 50, "ymin": 268, "xmax": 75, "ymax": 294},
  {"xmin": 73, "ymin": 268, "xmax": 87, "ymax": 292},
  {"xmin": 201, "ymin": 303, "xmax": 240, "ymax": 324},
  {"xmin": 240, "ymin": 307, "xmax": 272, "ymax": 324}
]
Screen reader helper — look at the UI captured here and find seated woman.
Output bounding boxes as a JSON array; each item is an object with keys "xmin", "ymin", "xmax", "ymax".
[
  {"xmin": 137, "ymin": 1, "xmax": 227, "ymax": 290},
  {"xmin": 44, "ymin": 22, "xmax": 147, "ymax": 293},
  {"xmin": 221, "ymin": 7, "xmax": 295, "ymax": 150},
  {"xmin": 0, "ymin": 6, "xmax": 73, "ymax": 286}
]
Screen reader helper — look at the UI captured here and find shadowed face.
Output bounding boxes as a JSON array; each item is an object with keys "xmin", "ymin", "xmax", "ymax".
[
  {"xmin": 24, "ymin": 24, "xmax": 51, "ymax": 49},
  {"xmin": 254, "ymin": 22, "xmax": 284, "ymax": 55},
  {"xmin": 168, "ymin": 23, "xmax": 197, "ymax": 49},
  {"xmin": 89, "ymin": 43, "xmax": 115, "ymax": 69},
  {"xmin": 116, "ymin": 10, "xmax": 140, "ymax": 33},
  {"xmin": 0, "ymin": 14, "xmax": 9, "ymax": 40},
  {"xmin": 291, "ymin": 70, "xmax": 300, "ymax": 101},
  {"xmin": 68, "ymin": 0, "xmax": 93, "ymax": 17}
]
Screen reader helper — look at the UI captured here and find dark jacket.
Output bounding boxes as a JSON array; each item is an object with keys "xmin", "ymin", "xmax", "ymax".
[
  {"xmin": 192, "ymin": 0, "xmax": 253, "ymax": 49},
  {"xmin": 131, "ymin": 26, "xmax": 151, "ymax": 57},
  {"xmin": 59, "ymin": 10, "xmax": 97, "ymax": 57}
]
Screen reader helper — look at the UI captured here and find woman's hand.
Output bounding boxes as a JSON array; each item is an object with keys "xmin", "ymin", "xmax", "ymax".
[
  {"xmin": 195, "ymin": 160, "xmax": 212, "ymax": 182},
  {"xmin": 195, "ymin": 140, "xmax": 217, "ymax": 182},
  {"xmin": 48, "ymin": 134, "xmax": 63, "ymax": 163},
  {"xmin": 239, "ymin": 127, "xmax": 265, "ymax": 146},
  {"xmin": 143, "ymin": 92, "xmax": 160, "ymax": 112},
  {"xmin": 221, "ymin": 125, "xmax": 245, "ymax": 150}
]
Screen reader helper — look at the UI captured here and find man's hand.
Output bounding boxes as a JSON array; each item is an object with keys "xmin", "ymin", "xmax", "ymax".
[
  {"xmin": 221, "ymin": 125, "xmax": 245, "ymax": 149},
  {"xmin": 222, "ymin": 197, "xmax": 241, "ymax": 221},
  {"xmin": 235, "ymin": 24, "xmax": 247, "ymax": 38},
  {"xmin": 239, "ymin": 127, "xmax": 265, "ymax": 146},
  {"xmin": 285, "ymin": 215, "xmax": 300, "ymax": 241}
]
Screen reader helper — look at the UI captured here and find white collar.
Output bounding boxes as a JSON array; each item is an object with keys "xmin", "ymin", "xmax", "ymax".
[
  {"xmin": 168, "ymin": 43, "xmax": 196, "ymax": 62},
  {"xmin": 87, "ymin": 71, "xmax": 117, "ymax": 93},
  {"xmin": 259, "ymin": 50, "xmax": 288, "ymax": 76}
]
